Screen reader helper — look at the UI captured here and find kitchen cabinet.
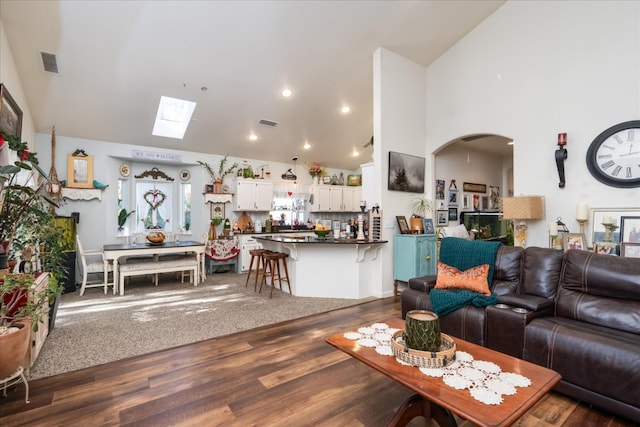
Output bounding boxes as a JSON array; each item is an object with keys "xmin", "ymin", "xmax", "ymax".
[
  {"xmin": 393, "ymin": 234, "xmax": 437, "ymax": 296},
  {"xmin": 233, "ymin": 179, "xmax": 274, "ymax": 211},
  {"xmin": 310, "ymin": 185, "xmax": 362, "ymax": 212},
  {"xmin": 238, "ymin": 234, "xmax": 263, "ymax": 273}
]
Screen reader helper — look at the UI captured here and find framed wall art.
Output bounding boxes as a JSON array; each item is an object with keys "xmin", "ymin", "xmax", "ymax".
[
  {"xmin": 448, "ymin": 189, "xmax": 458, "ymax": 206},
  {"xmin": 211, "ymin": 202, "xmax": 225, "ymax": 220},
  {"xmin": 437, "ymin": 210, "xmax": 449, "ymax": 226},
  {"xmin": 462, "ymin": 182, "xmax": 487, "ymax": 193},
  {"xmin": 435, "ymin": 179, "xmax": 445, "ymax": 200},
  {"xmin": 593, "ymin": 242, "xmax": 617, "ymax": 256},
  {"xmin": 448, "ymin": 207, "xmax": 458, "ymax": 221},
  {"xmin": 67, "ymin": 155, "xmax": 94, "ymax": 188},
  {"xmin": 388, "ymin": 151, "xmax": 425, "ymax": 193},
  {"xmin": 620, "ymin": 216, "xmax": 640, "ymax": 243},
  {"xmin": 396, "ymin": 216, "xmax": 410, "ymax": 234},
  {"xmin": 489, "ymin": 186, "xmax": 500, "ymax": 210},
  {"xmin": 0, "ymin": 83, "xmax": 23, "ymax": 138}
]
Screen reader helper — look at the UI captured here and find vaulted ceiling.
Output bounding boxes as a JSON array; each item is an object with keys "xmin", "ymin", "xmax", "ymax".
[{"xmin": 1, "ymin": 1, "xmax": 505, "ymax": 170}]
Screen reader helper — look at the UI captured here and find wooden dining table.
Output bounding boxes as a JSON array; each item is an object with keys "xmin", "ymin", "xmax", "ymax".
[{"xmin": 103, "ymin": 240, "xmax": 206, "ymax": 293}]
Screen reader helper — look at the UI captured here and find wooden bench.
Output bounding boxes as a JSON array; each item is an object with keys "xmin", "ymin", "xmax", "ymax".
[{"xmin": 118, "ymin": 258, "xmax": 199, "ymax": 295}]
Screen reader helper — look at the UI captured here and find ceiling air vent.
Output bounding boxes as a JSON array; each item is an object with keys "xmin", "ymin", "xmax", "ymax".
[
  {"xmin": 40, "ymin": 51, "xmax": 59, "ymax": 74},
  {"xmin": 258, "ymin": 119, "xmax": 278, "ymax": 127}
]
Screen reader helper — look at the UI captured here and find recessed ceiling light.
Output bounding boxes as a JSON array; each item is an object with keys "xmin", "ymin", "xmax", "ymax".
[
  {"xmin": 508, "ymin": 141, "xmax": 514, "ymax": 145},
  {"xmin": 352, "ymin": 150, "xmax": 359, "ymax": 157},
  {"xmin": 249, "ymin": 134, "xmax": 258, "ymax": 141},
  {"xmin": 303, "ymin": 142, "xmax": 311, "ymax": 149},
  {"xmin": 341, "ymin": 106, "xmax": 351, "ymax": 114},
  {"xmin": 152, "ymin": 96, "xmax": 196, "ymax": 139},
  {"xmin": 282, "ymin": 89, "xmax": 292, "ymax": 97}
]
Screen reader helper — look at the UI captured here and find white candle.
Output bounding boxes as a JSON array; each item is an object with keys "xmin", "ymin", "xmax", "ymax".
[
  {"xmin": 602, "ymin": 215, "xmax": 612, "ymax": 224},
  {"xmin": 612, "ymin": 217, "xmax": 618, "ymax": 226},
  {"xmin": 576, "ymin": 202, "xmax": 589, "ymax": 221},
  {"xmin": 549, "ymin": 221, "xmax": 558, "ymax": 236}
]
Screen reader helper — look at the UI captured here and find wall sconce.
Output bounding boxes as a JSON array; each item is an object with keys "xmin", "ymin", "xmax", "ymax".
[
  {"xmin": 502, "ymin": 196, "xmax": 544, "ymax": 247},
  {"xmin": 555, "ymin": 133, "xmax": 568, "ymax": 188}
]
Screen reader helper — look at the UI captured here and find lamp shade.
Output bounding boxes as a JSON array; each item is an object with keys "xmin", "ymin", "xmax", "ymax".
[{"xmin": 502, "ymin": 196, "xmax": 544, "ymax": 220}]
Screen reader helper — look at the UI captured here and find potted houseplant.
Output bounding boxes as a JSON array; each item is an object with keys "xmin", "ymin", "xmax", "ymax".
[
  {"xmin": 197, "ymin": 155, "xmax": 238, "ymax": 193},
  {"xmin": 408, "ymin": 197, "xmax": 433, "ymax": 233},
  {"xmin": 118, "ymin": 208, "xmax": 135, "ymax": 234}
]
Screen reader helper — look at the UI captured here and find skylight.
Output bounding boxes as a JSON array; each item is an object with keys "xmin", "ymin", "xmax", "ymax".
[{"xmin": 152, "ymin": 96, "xmax": 196, "ymax": 139}]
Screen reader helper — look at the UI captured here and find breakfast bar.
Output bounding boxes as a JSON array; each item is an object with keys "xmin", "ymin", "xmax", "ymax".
[{"xmin": 255, "ymin": 235, "xmax": 387, "ymax": 299}]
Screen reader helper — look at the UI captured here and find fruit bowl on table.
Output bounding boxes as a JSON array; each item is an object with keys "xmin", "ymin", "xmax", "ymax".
[
  {"xmin": 146, "ymin": 232, "xmax": 166, "ymax": 245},
  {"xmin": 313, "ymin": 229, "xmax": 331, "ymax": 240}
]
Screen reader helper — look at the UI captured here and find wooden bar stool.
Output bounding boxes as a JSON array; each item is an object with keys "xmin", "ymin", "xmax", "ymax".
[
  {"xmin": 259, "ymin": 251, "xmax": 292, "ymax": 299},
  {"xmin": 245, "ymin": 249, "xmax": 266, "ymax": 291}
]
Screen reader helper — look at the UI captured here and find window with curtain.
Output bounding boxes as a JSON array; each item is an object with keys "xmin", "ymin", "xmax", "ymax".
[{"xmin": 135, "ymin": 181, "xmax": 173, "ymax": 230}]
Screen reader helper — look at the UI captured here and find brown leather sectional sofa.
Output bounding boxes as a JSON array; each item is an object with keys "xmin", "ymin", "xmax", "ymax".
[{"xmin": 401, "ymin": 243, "xmax": 640, "ymax": 422}]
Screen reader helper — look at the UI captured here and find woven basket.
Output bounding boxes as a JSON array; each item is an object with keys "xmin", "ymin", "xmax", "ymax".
[{"xmin": 391, "ymin": 331, "xmax": 457, "ymax": 368}]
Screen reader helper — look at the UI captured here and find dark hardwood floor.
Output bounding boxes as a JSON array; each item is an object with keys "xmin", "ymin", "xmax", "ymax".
[{"xmin": 0, "ymin": 297, "xmax": 635, "ymax": 426}]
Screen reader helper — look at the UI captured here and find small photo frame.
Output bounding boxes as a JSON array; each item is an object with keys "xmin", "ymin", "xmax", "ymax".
[
  {"xmin": 422, "ymin": 218, "xmax": 435, "ymax": 235},
  {"xmin": 211, "ymin": 202, "xmax": 225, "ymax": 220},
  {"xmin": 620, "ymin": 216, "xmax": 640, "ymax": 243},
  {"xmin": 621, "ymin": 242, "xmax": 640, "ymax": 258},
  {"xmin": 205, "ymin": 184, "xmax": 215, "ymax": 193},
  {"xmin": 67, "ymin": 155, "xmax": 94, "ymax": 188},
  {"xmin": 448, "ymin": 189, "xmax": 458, "ymax": 206},
  {"xmin": 396, "ymin": 216, "xmax": 410, "ymax": 234},
  {"xmin": 448, "ymin": 207, "xmax": 458, "ymax": 221},
  {"xmin": 594, "ymin": 242, "xmax": 617, "ymax": 256},
  {"xmin": 563, "ymin": 233, "xmax": 587, "ymax": 251},
  {"xmin": 435, "ymin": 179, "xmax": 445, "ymax": 200},
  {"xmin": 437, "ymin": 210, "xmax": 449, "ymax": 226},
  {"xmin": 462, "ymin": 194, "xmax": 472, "ymax": 210}
]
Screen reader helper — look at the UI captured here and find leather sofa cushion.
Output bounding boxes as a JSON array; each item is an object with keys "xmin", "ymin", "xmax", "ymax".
[
  {"xmin": 524, "ymin": 317, "xmax": 640, "ymax": 409},
  {"xmin": 557, "ymin": 250, "xmax": 640, "ymax": 335},
  {"xmin": 520, "ymin": 247, "xmax": 563, "ymax": 298},
  {"xmin": 492, "ymin": 246, "xmax": 523, "ymax": 295}
]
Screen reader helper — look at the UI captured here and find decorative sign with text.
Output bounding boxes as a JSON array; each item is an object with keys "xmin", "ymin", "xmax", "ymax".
[{"xmin": 131, "ymin": 149, "xmax": 182, "ymax": 163}]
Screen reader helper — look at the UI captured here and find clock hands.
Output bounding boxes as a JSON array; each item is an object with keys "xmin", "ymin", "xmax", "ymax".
[{"xmin": 619, "ymin": 151, "xmax": 640, "ymax": 157}]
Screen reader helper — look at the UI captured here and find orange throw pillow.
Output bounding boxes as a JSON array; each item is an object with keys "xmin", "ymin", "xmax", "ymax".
[{"xmin": 435, "ymin": 261, "xmax": 491, "ymax": 295}]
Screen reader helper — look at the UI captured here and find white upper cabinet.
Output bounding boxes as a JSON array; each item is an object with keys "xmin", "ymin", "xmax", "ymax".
[
  {"xmin": 233, "ymin": 179, "xmax": 274, "ymax": 211},
  {"xmin": 310, "ymin": 185, "xmax": 362, "ymax": 212}
]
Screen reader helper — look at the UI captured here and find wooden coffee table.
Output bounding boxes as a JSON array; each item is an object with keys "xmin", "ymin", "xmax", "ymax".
[{"xmin": 326, "ymin": 318, "xmax": 561, "ymax": 427}]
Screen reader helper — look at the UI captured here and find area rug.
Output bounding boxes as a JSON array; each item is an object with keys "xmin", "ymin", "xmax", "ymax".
[{"xmin": 29, "ymin": 272, "xmax": 375, "ymax": 379}]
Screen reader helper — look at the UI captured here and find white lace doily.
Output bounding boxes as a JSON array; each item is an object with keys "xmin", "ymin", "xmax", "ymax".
[{"xmin": 343, "ymin": 323, "xmax": 531, "ymax": 406}]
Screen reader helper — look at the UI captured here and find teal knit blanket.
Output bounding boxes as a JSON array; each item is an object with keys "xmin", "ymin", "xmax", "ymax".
[
  {"xmin": 439, "ymin": 237, "xmax": 502, "ymax": 283},
  {"xmin": 430, "ymin": 289, "xmax": 498, "ymax": 316}
]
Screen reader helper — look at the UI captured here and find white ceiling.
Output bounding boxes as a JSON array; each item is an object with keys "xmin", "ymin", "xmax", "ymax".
[{"xmin": 1, "ymin": 0, "xmax": 505, "ymax": 170}]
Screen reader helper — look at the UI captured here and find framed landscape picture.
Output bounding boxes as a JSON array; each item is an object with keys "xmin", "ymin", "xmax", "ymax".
[
  {"xmin": 388, "ymin": 151, "xmax": 425, "ymax": 193},
  {"xmin": 590, "ymin": 208, "xmax": 640, "ymax": 243},
  {"xmin": 0, "ymin": 84, "xmax": 23, "ymax": 138}
]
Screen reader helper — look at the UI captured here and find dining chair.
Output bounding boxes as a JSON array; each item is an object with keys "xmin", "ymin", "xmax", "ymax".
[{"xmin": 76, "ymin": 235, "xmax": 113, "ymax": 296}]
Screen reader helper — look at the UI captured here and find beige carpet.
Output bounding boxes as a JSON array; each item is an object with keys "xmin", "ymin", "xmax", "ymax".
[{"xmin": 29, "ymin": 272, "xmax": 375, "ymax": 380}]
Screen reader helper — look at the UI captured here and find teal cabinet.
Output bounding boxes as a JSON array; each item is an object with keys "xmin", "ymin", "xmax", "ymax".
[{"xmin": 393, "ymin": 234, "xmax": 437, "ymax": 295}]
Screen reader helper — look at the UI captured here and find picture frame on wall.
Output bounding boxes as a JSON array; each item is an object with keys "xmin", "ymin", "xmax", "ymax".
[
  {"xmin": 448, "ymin": 207, "xmax": 458, "ymax": 221},
  {"xmin": 437, "ymin": 210, "xmax": 449, "ymax": 226},
  {"xmin": 448, "ymin": 189, "xmax": 458, "ymax": 206},
  {"xmin": 66, "ymin": 155, "xmax": 94, "ymax": 188},
  {"xmin": 489, "ymin": 186, "xmax": 500, "ymax": 210},
  {"xmin": 563, "ymin": 233, "xmax": 587, "ymax": 251},
  {"xmin": 211, "ymin": 202, "xmax": 225, "ymax": 220},
  {"xmin": 435, "ymin": 179, "xmax": 445, "ymax": 200},
  {"xmin": 388, "ymin": 151, "xmax": 425, "ymax": 193},
  {"xmin": 620, "ymin": 216, "xmax": 640, "ymax": 243},
  {"xmin": 463, "ymin": 194, "xmax": 472, "ymax": 209},
  {"xmin": 462, "ymin": 182, "xmax": 487, "ymax": 193},
  {"xmin": 396, "ymin": 216, "xmax": 410, "ymax": 234},
  {"xmin": 590, "ymin": 208, "xmax": 640, "ymax": 244},
  {"xmin": 0, "ymin": 83, "xmax": 23, "ymax": 138},
  {"xmin": 422, "ymin": 218, "xmax": 435, "ymax": 235}
]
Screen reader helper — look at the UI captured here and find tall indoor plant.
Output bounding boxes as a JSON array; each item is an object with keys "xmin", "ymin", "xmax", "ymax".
[{"xmin": 408, "ymin": 196, "xmax": 433, "ymax": 233}]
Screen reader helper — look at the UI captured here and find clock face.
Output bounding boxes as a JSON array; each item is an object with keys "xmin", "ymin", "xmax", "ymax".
[{"xmin": 586, "ymin": 120, "xmax": 640, "ymax": 188}]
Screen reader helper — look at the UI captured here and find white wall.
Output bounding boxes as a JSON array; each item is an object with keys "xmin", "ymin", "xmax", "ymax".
[
  {"xmin": 425, "ymin": 0, "xmax": 640, "ymax": 248},
  {"xmin": 373, "ymin": 47, "xmax": 427, "ymax": 297}
]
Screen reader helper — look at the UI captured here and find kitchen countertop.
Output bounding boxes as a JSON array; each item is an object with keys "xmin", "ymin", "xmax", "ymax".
[{"xmin": 255, "ymin": 235, "xmax": 388, "ymax": 244}]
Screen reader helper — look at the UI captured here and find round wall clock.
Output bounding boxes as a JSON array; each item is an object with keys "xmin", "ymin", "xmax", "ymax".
[
  {"xmin": 119, "ymin": 163, "xmax": 130, "ymax": 177},
  {"xmin": 586, "ymin": 120, "xmax": 640, "ymax": 188}
]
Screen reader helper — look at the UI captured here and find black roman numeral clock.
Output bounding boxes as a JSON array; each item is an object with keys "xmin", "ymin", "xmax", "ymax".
[{"xmin": 586, "ymin": 120, "xmax": 640, "ymax": 188}]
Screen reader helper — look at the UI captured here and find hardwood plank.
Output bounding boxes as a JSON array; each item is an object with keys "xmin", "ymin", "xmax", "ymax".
[{"xmin": 0, "ymin": 297, "xmax": 636, "ymax": 427}]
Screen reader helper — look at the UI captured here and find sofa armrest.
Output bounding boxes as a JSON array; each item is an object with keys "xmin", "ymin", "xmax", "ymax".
[
  {"xmin": 497, "ymin": 293, "xmax": 554, "ymax": 313},
  {"xmin": 408, "ymin": 275, "xmax": 437, "ymax": 293}
]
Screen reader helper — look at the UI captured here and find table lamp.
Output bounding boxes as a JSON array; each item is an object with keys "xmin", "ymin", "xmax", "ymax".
[{"xmin": 502, "ymin": 196, "xmax": 544, "ymax": 247}]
